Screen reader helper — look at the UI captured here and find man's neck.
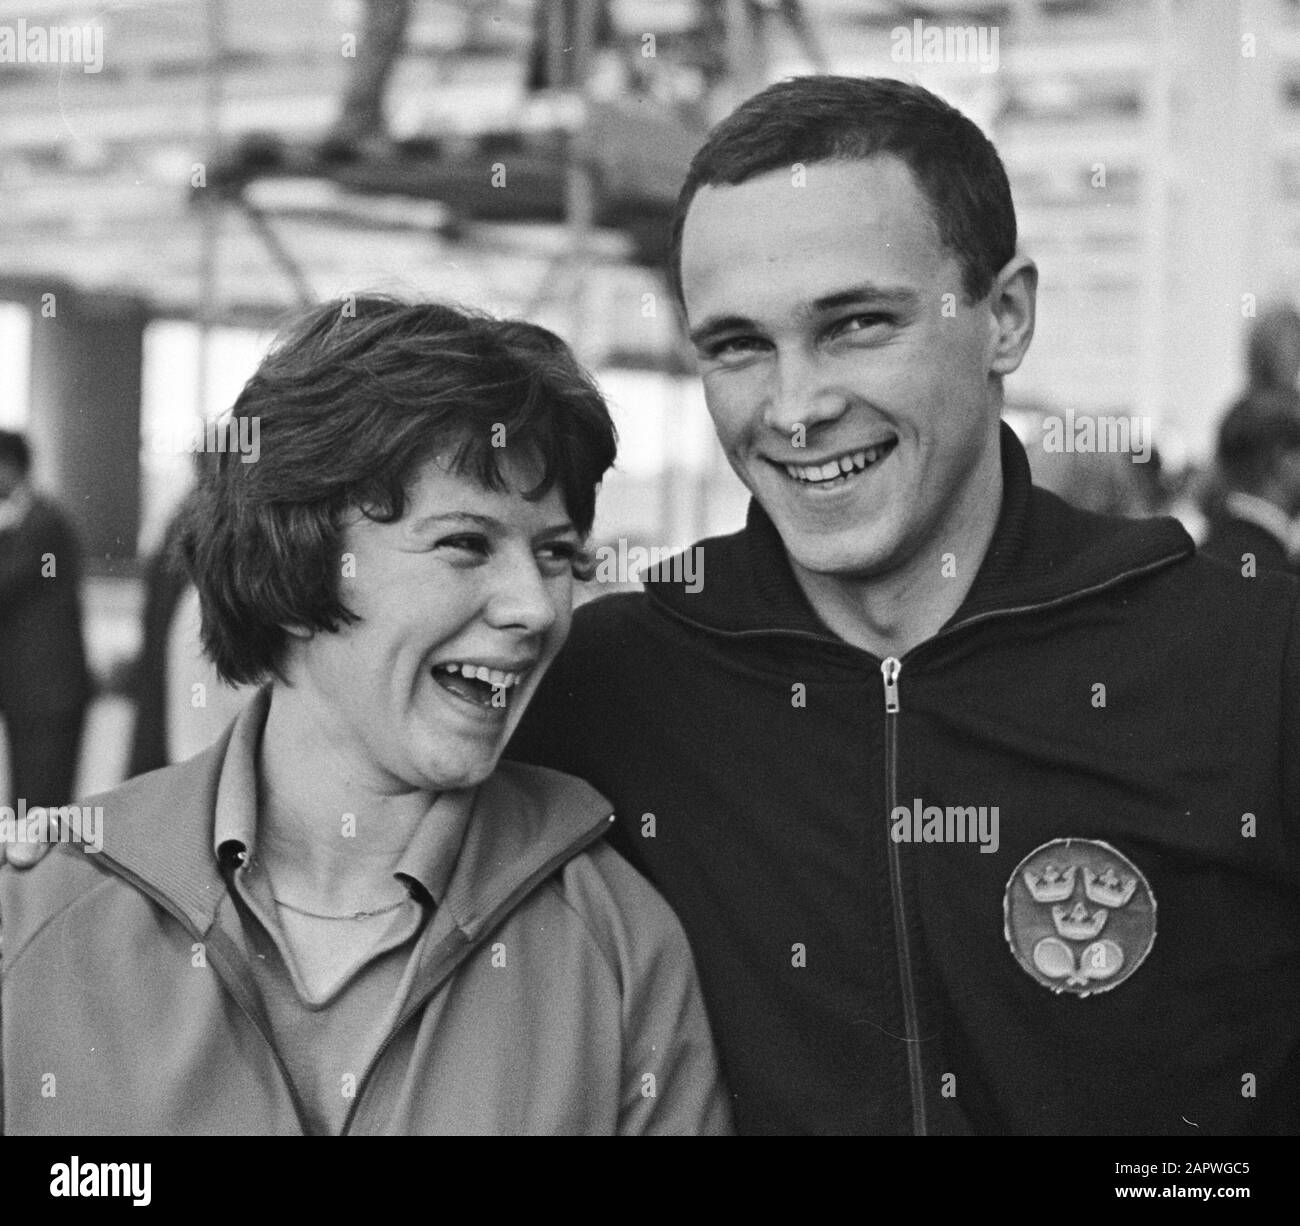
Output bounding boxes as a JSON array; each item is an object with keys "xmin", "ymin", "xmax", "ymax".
[{"xmin": 790, "ymin": 443, "xmax": 1004, "ymax": 660}]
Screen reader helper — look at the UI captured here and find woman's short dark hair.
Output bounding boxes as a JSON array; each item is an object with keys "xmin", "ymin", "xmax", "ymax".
[
  {"xmin": 184, "ymin": 296, "xmax": 617, "ymax": 686},
  {"xmin": 669, "ymin": 75, "xmax": 1017, "ymax": 304}
]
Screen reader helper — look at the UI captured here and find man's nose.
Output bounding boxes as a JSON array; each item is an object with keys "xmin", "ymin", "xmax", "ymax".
[
  {"xmin": 762, "ymin": 353, "xmax": 849, "ymax": 438},
  {"xmin": 484, "ymin": 550, "xmax": 559, "ymax": 635}
]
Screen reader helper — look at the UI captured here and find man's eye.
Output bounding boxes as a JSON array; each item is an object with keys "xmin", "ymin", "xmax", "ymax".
[
  {"xmin": 705, "ymin": 336, "xmax": 768, "ymax": 361},
  {"xmin": 831, "ymin": 313, "xmax": 891, "ymax": 338}
]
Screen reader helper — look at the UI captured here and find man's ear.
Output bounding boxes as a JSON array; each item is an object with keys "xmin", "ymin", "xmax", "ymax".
[{"xmin": 988, "ymin": 254, "xmax": 1037, "ymax": 377}]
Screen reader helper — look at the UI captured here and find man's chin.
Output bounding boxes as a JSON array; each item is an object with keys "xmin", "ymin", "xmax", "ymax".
[{"xmin": 779, "ymin": 526, "xmax": 903, "ymax": 584}]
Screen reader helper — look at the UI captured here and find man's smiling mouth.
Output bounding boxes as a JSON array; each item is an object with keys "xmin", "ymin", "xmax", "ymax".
[
  {"xmin": 431, "ymin": 661, "xmax": 530, "ymax": 710},
  {"xmin": 778, "ymin": 440, "xmax": 899, "ymax": 487}
]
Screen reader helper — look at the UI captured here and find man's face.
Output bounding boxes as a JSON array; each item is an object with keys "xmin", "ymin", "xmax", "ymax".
[
  {"xmin": 283, "ymin": 452, "xmax": 579, "ymax": 794},
  {"xmin": 680, "ymin": 157, "xmax": 1012, "ymax": 581}
]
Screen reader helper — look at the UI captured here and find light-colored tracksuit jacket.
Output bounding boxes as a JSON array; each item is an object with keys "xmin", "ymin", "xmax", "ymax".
[{"xmin": 0, "ymin": 735, "xmax": 731, "ymax": 1135}]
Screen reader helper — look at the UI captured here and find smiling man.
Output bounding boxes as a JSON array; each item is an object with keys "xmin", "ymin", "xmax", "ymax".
[{"xmin": 510, "ymin": 76, "xmax": 1300, "ymax": 1134}]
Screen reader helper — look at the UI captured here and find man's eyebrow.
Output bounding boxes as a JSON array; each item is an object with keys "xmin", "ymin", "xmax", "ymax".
[
  {"xmin": 688, "ymin": 285, "xmax": 919, "ymax": 346},
  {"xmin": 688, "ymin": 314, "xmax": 757, "ymax": 348},
  {"xmin": 810, "ymin": 284, "xmax": 919, "ymax": 312}
]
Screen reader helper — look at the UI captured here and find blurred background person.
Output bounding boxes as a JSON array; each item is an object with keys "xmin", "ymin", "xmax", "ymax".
[
  {"xmin": 121, "ymin": 490, "xmax": 192, "ymax": 777},
  {"xmin": 124, "ymin": 483, "xmax": 253, "ymax": 776},
  {"xmin": 0, "ymin": 429, "xmax": 93, "ymax": 812},
  {"xmin": 1245, "ymin": 303, "xmax": 1300, "ymax": 395},
  {"xmin": 1199, "ymin": 387, "xmax": 1300, "ymax": 574}
]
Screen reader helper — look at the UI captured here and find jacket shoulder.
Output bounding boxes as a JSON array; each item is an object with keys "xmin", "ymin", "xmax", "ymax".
[
  {"xmin": 568, "ymin": 591, "xmax": 660, "ymax": 641},
  {"xmin": 488, "ymin": 759, "xmax": 613, "ymax": 827},
  {"xmin": 1164, "ymin": 543, "xmax": 1299, "ymax": 618},
  {"xmin": 552, "ymin": 840, "xmax": 698, "ymax": 992},
  {"xmin": 0, "ymin": 846, "xmax": 117, "ymax": 968},
  {"xmin": 0, "ymin": 761, "xmax": 203, "ymax": 964}
]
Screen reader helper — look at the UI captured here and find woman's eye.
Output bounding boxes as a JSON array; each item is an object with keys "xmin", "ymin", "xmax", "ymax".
[
  {"xmin": 537, "ymin": 541, "xmax": 579, "ymax": 569},
  {"xmin": 438, "ymin": 534, "xmax": 490, "ymax": 557}
]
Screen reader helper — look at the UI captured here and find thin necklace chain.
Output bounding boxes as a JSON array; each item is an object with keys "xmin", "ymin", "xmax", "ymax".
[{"xmin": 271, "ymin": 894, "xmax": 410, "ymax": 921}]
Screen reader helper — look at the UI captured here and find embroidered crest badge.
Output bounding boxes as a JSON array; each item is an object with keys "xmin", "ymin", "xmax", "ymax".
[{"xmin": 1004, "ymin": 838, "xmax": 1156, "ymax": 997}]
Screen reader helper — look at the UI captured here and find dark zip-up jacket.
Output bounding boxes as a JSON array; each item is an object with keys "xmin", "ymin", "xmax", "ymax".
[{"xmin": 509, "ymin": 423, "xmax": 1300, "ymax": 1135}]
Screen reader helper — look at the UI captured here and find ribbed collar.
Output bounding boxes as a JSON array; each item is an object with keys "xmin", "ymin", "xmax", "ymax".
[
  {"xmin": 646, "ymin": 421, "xmax": 1194, "ymax": 642},
  {"xmin": 79, "ymin": 717, "xmax": 613, "ymax": 942}
]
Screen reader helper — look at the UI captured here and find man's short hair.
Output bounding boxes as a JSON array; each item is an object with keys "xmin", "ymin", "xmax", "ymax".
[
  {"xmin": 184, "ymin": 296, "xmax": 617, "ymax": 687},
  {"xmin": 0, "ymin": 428, "xmax": 32, "ymax": 476},
  {"xmin": 1216, "ymin": 387, "xmax": 1300, "ymax": 493},
  {"xmin": 669, "ymin": 75, "xmax": 1017, "ymax": 305}
]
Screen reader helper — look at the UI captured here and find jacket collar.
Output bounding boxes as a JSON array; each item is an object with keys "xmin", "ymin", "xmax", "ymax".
[
  {"xmin": 79, "ymin": 722, "xmax": 612, "ymax": 942},
  {"xmin": 644, "ymin": 421, "xmax": 1194, "ymax": 641}
]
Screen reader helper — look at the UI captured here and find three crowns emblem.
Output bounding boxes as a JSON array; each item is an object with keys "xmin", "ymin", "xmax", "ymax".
[{"xmin": 1004, "ymin": 839, "xmax": 1156, "ymax": 997}]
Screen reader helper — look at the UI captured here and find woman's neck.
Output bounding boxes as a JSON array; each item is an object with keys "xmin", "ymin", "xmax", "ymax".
[{"xmin": 255, "ymin": 683, "xmax": 436, "ymax": 913}]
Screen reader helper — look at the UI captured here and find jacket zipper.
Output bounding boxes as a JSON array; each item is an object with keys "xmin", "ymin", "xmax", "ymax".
[
  {"xmin": 87, "ymin": 815, "xmax": 612, "ymax": 1137},
  {"xmin": 338, "ymin": 816, "xmax": 612, "ymax": 1135},
  {"xmin": 82, "ymin": 857, "xmax": 314, "ymax": 1133},
  {"xmin": 880, "ymin": 656, "xmax": 926, "ymax": 1135},
  {"xmin": 622, "ymin": 549, "xmax": 1189, "ymax": 1135}
]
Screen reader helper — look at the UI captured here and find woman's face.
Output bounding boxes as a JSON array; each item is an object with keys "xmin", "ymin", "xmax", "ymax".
[{"xmin": 282, "ymin": 451, "xmax": 582, "ymax": 794}]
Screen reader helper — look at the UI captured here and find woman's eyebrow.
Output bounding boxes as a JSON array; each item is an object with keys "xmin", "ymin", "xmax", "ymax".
[
  {"xmin": 407, "ymin": 512, "xmax": 577, "ymax": 538},
  {"xmin": 407, "ymin": 511, "xmax": 499, "ymax": 532}
]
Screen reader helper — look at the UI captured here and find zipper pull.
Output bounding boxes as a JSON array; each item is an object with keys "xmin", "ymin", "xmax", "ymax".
[{"xmin": 881, "ymin": 657, "xmax": 901, "ymax": 714}]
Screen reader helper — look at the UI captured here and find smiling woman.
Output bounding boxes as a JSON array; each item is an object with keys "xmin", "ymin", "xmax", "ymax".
[{"xmin": 0, "ymin": 296, "xmax": 732, "ymax": 1137}]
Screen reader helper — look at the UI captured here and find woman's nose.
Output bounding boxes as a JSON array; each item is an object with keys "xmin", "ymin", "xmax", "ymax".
[{"xmin": 484, "ymin": 553, "xmax": 559, "ymax": 634}]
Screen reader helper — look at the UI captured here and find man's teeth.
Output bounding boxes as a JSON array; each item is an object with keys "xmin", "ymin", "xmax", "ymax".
[
  {"xmin": 433, "ymin": 662, "xmax": 524, "ymax": 689},
  {"xmin": 784, "ymin": 444, "xmax": 890, "ymax": 483}
]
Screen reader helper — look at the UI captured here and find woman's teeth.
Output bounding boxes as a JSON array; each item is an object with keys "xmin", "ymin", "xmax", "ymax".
[
  {"xmin": 784, "ymin": 442, "xmax": 893, "ymax": 484},
  {"xmin": 433, "ymin": 662, "xmax": 524, "ymax": 690},
  {"xmin": 431, "ymin": 662, "xmax": 526, "ymax": 709}
]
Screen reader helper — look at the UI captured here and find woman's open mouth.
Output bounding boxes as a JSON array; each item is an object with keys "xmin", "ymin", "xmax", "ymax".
[{"xmin": 431, "ymin": 661, "xmax": 528, "ymax": 711}]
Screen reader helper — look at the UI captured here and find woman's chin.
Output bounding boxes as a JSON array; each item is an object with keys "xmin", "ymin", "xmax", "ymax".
[{"xmin": 408, "ymin": 738, "xmax": 503, "ymax": 794}]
